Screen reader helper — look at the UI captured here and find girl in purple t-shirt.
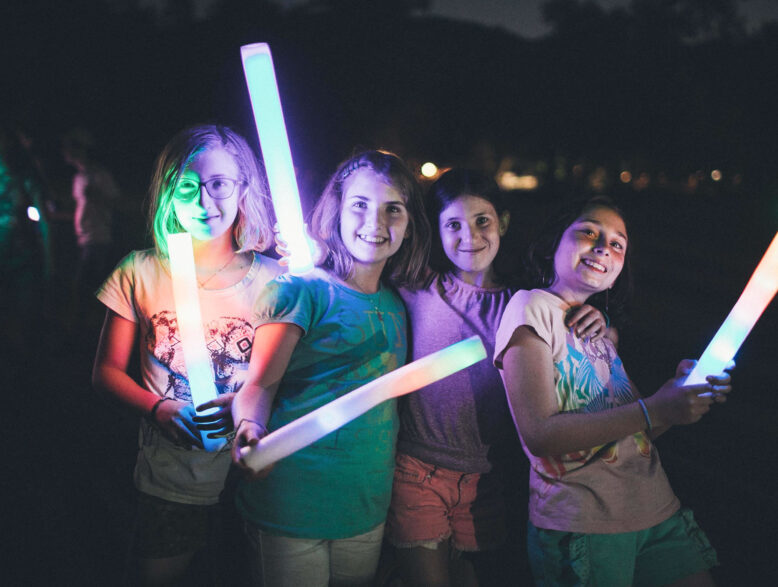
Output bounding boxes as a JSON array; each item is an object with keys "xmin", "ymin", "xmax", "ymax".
[{"xmin": 386, "ymin": 170, "xmax": 608, "ymax": 586}]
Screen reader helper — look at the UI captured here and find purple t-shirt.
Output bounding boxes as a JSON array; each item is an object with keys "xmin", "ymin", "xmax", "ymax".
[{"xmin": 397, "ymin": 272, "xmax": 515, "ymax": 473}]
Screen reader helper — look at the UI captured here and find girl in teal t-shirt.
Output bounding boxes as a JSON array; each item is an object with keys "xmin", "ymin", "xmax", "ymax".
[{"xmin": 232, "ymin": 150, "xmax": 430, "ymax": 586}]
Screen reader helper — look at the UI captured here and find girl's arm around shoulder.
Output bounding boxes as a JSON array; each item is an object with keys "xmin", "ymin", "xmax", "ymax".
[
  {"xmin": 231, "ymin": 322, "xmax": 303, "ymax": 474},
  {"xmin": 501, "ymin": 326, "xmax": 729, "ymax": 457}
]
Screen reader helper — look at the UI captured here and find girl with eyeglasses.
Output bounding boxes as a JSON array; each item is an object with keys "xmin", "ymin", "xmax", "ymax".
[{"xmin": 92, "ymin": 124, "xmax": 282, "ymax": 584}]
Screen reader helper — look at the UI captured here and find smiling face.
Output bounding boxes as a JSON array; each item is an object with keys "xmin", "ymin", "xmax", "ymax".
[
  {"xmin": 339, "ymin": 169, "xmax": 410, "ymax": 273},
  {"xmin": 438, "ymin": 194, "xmax": 509, "ymax": 286},
  {"xmin": 171, "ymin": 147, "xmax": 242, "ymax": 243},
  {"xmin": 550, "ymin": 205, "xmax": 628, "ymax": 302}
]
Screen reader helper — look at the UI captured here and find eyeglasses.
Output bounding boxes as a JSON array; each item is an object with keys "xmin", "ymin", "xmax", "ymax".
[{"xmin": 173, "ymin": 177, "xmax": 243, "ymax": 201}]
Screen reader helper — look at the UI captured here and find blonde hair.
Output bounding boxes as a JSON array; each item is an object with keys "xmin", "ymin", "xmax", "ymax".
[
  {"xmin": 309, "ymin": 150, "xmax": 430, "ymax": 288},
  {"xmin": 147, "ymin": 124, "xmax": 275, "ymax": 257}
]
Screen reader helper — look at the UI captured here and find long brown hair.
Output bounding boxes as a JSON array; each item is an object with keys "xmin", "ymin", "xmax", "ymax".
[{"xmin": 309, "ymin": 150, "xmax": 430, "ymax": 288}]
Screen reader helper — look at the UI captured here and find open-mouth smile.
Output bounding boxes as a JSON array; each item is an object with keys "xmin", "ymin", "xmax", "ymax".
[{"xmin": 581, "ymin": 258, "xmax": 606, "ymax": 273}]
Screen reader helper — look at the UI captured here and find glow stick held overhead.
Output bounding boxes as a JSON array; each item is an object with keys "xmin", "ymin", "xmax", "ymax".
[
  {"xmin": 167, "ymin": 232, "xmax": 226, "ymax": 452},
  {"xmin": 239, "ymin": 336, "xmax": 488, "ymax": 472},
  {"xmin": 684, "ymin": 231, "xmax": 778, "ymax": 386},
  {"xmin": 241, "ymin": 42, "xmax": 314, "ymax": 275}
]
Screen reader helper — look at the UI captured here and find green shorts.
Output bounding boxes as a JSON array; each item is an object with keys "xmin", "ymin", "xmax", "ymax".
[{"xmin": 528, "ymin": 508, "xmax": 718, "ymax": 586}]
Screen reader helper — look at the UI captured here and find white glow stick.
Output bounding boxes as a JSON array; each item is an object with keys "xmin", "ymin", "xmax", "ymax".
[
  {"xmin": 241, "ymin": 42, "xmax": 314, "ymax": 275},
  {"xmin": 168, "ymin": 233, "xmax": 226, "ymax": 452},
  {"xmin": 240, "ymin": 335, "xmax": 487, "ymax": 472},
  {"xmin": 684, "ymin": 231, "xmax": 778, "ymax": 385}
]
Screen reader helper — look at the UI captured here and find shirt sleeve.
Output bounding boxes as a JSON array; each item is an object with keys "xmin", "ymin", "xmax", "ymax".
[
  {"xmin": 493, "ymin": 290, "xmax": 556, "ymax": 369},
  {"xmin": 95, "ymin": 252, "xmax": 139, "ymax": 323},
  {"xmin": 252, "ymin": 274, "xmax": 315, "ymax": 335}
]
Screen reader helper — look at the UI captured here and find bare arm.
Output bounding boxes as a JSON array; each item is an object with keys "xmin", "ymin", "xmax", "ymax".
[
  {"xmin": 231, "ymin": 322, "xmax": 303, "ymax": 469},
  {"xmin": 92, "ymin": 309, "xmax": 156, "ymax": 414},
  {"xmin": 92, "ymin": 309, "xmax": 203, "ymax": 447},
  {"xmin": 501, "ymin": 326, "xmax": 729, "ymax": 457}
]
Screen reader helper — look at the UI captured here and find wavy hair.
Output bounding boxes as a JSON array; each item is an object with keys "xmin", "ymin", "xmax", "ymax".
[
  {"xmin": 526, "ymin": 196, "xmax": 633, "ymax": 325},
  {"xmin": 147, "ymin": 124, "xmax": 274, "ymax": 257},
  {"xmin": 309, "ymin": 150, "xmax": 430, "ymax": 288}
]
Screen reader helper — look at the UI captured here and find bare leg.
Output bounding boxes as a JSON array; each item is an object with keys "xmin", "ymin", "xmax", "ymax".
[
  {"xmin": 136, "ymin": 552, "xmax": 195, "ymax": 587},
  {"xmin": 666, "ymin": 569, "xmax": 715, "ymax": 587},
  {"xmin": 395, "ymin": 544, "xmax": 451, "ymax": 587},
  {"xmin": 395, "ymin": 543, "xmax": 480, "ymax": 587}
]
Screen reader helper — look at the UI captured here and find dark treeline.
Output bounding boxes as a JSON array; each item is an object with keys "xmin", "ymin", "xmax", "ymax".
[{"xmin": 3, "ymin": 0, "xmax": 778, "ymax": 193}]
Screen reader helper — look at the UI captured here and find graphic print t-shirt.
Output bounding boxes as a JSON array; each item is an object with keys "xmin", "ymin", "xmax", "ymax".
[
  {"xmin": 494, "ymin": 289, "xmax": 679, "ymax": 533},
  {"xmin": 97, "ymin": 249, "xmax": 283, "ymax": 505}
]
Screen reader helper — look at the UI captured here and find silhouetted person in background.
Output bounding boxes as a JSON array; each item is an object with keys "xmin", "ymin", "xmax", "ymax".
[{"xmin": 62, "ymin": 128, "xmax": 121, "ymax": 338}]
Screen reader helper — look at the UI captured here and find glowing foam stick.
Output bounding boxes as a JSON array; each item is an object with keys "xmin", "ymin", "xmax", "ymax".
[
  {"xmin": 240, "ymin": 336, "xmax": 487, "ymax": 472},
  {"xmin": 241, "ymin": 43, "xmax": 313, "ymax": 275},
  {"xmin": 168, "ymin": 233, "xmax": 226, "ymax": 452},
  {"xmin": 684, "ymin": 231, "xmax": 778, "ymax": 386}
]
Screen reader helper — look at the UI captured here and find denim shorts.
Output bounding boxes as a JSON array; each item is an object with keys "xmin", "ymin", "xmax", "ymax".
[
  {"xmin": 385, "ymin": 453, "xmax": 506, "ymax": 552},
  {"xmin": 528, "ymin": 508, "xmax": 718, "ymax": 586},
  {"xmin": 243, "ymin": 521, "xmax": 385, "ymax": 587}
]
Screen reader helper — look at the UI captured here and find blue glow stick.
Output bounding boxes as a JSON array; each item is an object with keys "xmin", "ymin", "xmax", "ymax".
[
  {"xmin": 239, "ymin": 336, "xmax": 487, "ymax": 472},
  {"xmin": 684, "ymin": 231, "xmax": 778, "ymax": 386},
  {"xmin": 167, "ymin": 233, "xmax": 226, "ymax": 451},
  {"xmin": 241, "ymin": 43, "xmax": 314, "ymax": 275}
]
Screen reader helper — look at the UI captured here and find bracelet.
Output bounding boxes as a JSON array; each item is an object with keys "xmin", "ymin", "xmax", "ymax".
[
  {"xmin": 149, "ymin": 397, "xmax": 171, "ymax": 420},
  {"xmin": 237, "ymin": 418, "xmax": 268, "ymax": 436},
  {"xmin": 637, "ymin": 398, "xmax": 653, "ymax": 432}
]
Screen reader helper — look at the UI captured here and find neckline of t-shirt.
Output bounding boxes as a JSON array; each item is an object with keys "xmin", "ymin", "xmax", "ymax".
[
  {"xmin": 329, "ymin": 273, "xmax": 386, "ymax": 299},
  {"xmin": 534, "ymin": 287, "xmax": 575, "ymax": 309},
  {"xmin": 198, "ymin": 251, "xmax": 261, "ymax": 294},
  {"xmin": 442, "ymin": 271, "xmax": 509, "ymax": 294}
]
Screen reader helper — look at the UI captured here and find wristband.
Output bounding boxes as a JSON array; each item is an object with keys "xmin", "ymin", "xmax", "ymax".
[
  {"xmin": 637, "ymin": 398, "xmax": 653, "ymax": 432},
  {"xmin": 149, "ymin": 397, "xmax": 171, "ymax": 420},
  {"xmin": 237, "ymin": 418, "xmax": 268, "ymax": 436}
]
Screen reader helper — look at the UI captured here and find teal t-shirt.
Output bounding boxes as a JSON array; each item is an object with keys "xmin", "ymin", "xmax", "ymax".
[{"xmin": 236, "ymin": 269, "xmax": 407, "ymax": 539}]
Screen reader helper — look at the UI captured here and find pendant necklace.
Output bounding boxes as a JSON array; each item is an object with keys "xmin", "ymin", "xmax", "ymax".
[
  {"xmin": 196, "ymin": 251, "xmax": 237, "ymax": 289},
  {"xmin": 348, "ymin": 278, "xmax": 384, "ymax": 323}
]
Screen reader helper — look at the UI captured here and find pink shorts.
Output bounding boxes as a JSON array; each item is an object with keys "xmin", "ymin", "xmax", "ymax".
[{"xmin": 385, "ymin": 453, "xmax": 507, "ymax": 552}]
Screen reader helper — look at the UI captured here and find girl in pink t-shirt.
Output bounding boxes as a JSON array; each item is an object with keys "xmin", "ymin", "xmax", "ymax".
[{"xmin": 494, "ymin": 196, "xmax": 732, "ymax": 586}]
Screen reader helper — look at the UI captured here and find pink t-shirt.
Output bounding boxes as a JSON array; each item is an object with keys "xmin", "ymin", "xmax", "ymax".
[{"xmin": 494, "ymin": 289, "xmax": 679, "ymax": 533}]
